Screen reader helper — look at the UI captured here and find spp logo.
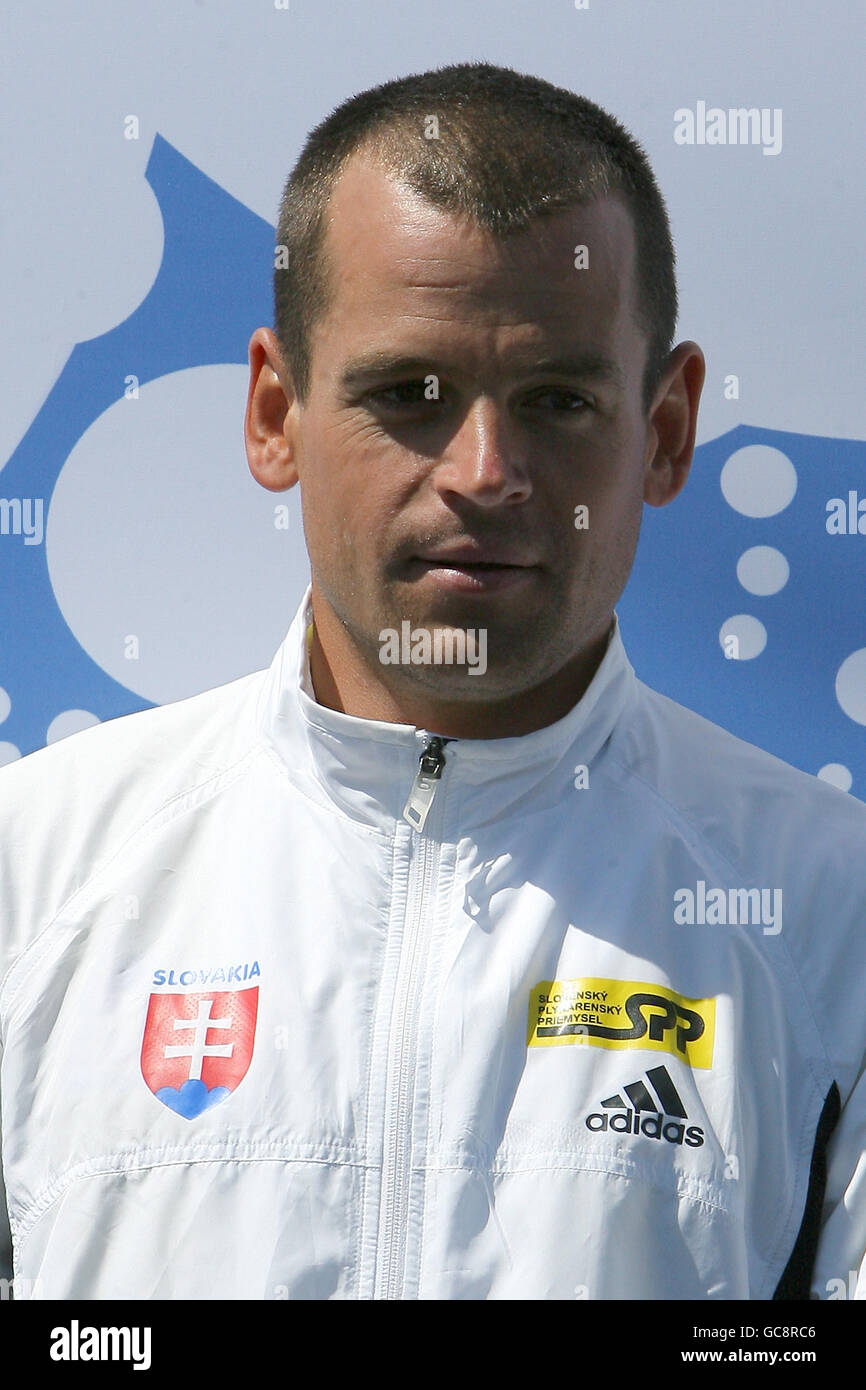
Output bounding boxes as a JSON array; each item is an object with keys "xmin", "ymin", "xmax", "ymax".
[
  {"xmin": 141, "ymin": 985, "xmax": 258, "ymax": 1118},
  {"xmin": 527, "ymin": 977, "xmax": 716, "ymax": 1069}
]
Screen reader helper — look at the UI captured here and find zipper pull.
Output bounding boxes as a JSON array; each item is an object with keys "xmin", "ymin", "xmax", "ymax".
[{"xmin": 402, "ymin": 735, "xmax": 448, "ymax": 832}]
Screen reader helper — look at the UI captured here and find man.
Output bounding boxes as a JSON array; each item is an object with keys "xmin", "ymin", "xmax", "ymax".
[{"xmin": 0, "ymin": 61, "xmax": 864, "ymax": 1301}]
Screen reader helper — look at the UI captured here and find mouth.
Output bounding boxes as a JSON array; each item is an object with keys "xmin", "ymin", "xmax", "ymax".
[{"xmin": 404, "ymin": 556, "xmax": 539, "ymax": 592}]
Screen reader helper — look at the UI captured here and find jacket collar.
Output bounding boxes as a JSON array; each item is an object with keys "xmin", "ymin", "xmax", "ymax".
[{"xmin": 258, "ymin": 583, "xmax": 637, "ymax": 834}]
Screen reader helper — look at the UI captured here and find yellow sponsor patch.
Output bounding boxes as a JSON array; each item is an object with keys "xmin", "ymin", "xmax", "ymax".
[{"xmin": 527, "ymin": 976, "xmax": 715, "ymax": 1069}]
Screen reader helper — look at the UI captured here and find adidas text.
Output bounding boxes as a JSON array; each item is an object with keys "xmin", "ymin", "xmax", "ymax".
[{"xmin": 585, "ymin": 1110, "xmax": 704, "ymax": 1147}]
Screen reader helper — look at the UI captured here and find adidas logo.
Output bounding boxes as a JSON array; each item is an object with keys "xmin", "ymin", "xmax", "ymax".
[{"xmin": 584, "ymin": 1064, "xmax": 705, "ymax": 1148}]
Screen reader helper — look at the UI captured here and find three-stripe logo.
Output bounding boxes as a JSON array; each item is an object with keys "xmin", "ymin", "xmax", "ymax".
[{"xmin": 585, "ymin": 1064, "xmax": 705, "ymax": 1147}]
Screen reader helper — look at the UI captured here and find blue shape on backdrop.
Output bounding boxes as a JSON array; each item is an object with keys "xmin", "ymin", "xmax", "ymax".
[
  {"xmin": 0, "ymin": 135, "xmax": 274, "ymax": 755},
  {"xmin": 618, "ymin": 425, "xmax": 866, "ymax": 792}
]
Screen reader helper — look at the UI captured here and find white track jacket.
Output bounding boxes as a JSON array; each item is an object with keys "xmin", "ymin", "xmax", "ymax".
[{"xmin": 1, "ymin": 584, "xmax": 865, "ymax": 1301}]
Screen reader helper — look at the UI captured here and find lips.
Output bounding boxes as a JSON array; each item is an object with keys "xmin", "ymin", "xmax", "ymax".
[
  {"xmin": 421, "ymin": 559, "xmax": 521, "ymax": 570},
  {"xmin": 413, "ymin": 545, "xmax": 536, "ymax": 568},
  {"xmin": 402, "ymin": 552, "xmax": 539, "ymax": 593}
]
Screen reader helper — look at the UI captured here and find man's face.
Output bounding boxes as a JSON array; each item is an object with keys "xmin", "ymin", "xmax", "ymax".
[{"xmin": 278, "ymin": 152, "xmax": 672, "ymax": 703}]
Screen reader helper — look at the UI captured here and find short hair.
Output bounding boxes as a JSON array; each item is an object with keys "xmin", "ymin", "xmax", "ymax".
[{"xmin": 273, "ymin": 60, "xmax": 678, "ymax": 413}]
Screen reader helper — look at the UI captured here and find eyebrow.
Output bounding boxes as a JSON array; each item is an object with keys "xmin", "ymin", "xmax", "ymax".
[{"xmin": 339, "ymin": 351, "xmax": 625, "ymax": 391}]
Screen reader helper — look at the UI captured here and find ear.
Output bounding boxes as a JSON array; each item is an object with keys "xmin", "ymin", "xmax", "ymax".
[
  {"xmin": 244, "ymin": 327, "xmax": 301, "ymax": 493},
  {"xmin": 642, "ymin": 341, "xmax": 706, "ymax": 507}
]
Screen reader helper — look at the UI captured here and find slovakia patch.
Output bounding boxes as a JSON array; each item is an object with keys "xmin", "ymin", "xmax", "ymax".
[{"xmin": 141, "ymin": 986, "xmax": 258, "ymax": 1118}]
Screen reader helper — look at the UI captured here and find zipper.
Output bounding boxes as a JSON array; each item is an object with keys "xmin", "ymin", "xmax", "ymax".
[
  {"xmin": 374, "ymin": 734, "xmax": 451, "ymax": 1298},
  {"xmin": 402, "ymin": 734, "xmax": 449, "ymax": 831}
]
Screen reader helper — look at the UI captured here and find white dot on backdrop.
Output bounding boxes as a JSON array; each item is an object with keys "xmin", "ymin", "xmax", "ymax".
[
  {"xmin": 720, "ymin": 446, "xmax": 798, "ymax": 518},
  {"xmin": 45, "ymin": 366, "xmax": 310, "ymax": 705},
  {"xmin": 46, "ymin": 710, "xmax": 101, "ymax": 744},
  {"xmin": 736, "ymin": 546, "xmax": 790, "ymax": 596},
  {"xmin": 0, "ymin": 687, "xmax": 10, "ymax": 724},
  {"xmin": 817, "ymin": 763, "xmax": 853, "ymax": 793},
  {"xmin": 719, "ymin": 615, "xmax": 767, "ymax": 660},
  {"xmin": 835, "ymin": 649, "xmax": 866, "ymax": 726},
  {"xmin": 0, "ymin": 743, "xmax": 21, "ymax": 766}
]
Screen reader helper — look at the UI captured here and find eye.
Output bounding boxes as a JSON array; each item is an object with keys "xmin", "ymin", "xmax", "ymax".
[
  {"xmin": 523, "ymin": 388, "xmax": 590, "ymax": 411},
  {"xmin": 367, "ymin": 380, "xmax": 440, "ymax": 408}
]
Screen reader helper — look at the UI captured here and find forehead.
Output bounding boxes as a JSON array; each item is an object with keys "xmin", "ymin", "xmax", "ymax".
[{"xmin": 315, "ymin": 151, "xmax": 640, "ymax": 355}]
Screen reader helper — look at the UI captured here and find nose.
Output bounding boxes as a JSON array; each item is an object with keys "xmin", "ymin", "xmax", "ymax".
[{"xmin": 432, "ymin": 396, "xmax": 532, "ymax": 507}]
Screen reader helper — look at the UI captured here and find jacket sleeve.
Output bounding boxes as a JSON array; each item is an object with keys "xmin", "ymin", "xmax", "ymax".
[
  {"xmin": 811, "ymin": 1059, "xmax": 866, "ymax": 1299},
  {"xmin": 0, "ymin": 1068, "xmax": 12, "ymax": 1287}
]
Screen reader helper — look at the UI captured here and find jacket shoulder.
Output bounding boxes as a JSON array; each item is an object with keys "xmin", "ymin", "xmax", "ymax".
[
  {"xmin": 615, "ymin": 680, "xmax": 866, "ymax": 851},
  {"xmin": 613, "ymin": 682, "xmax": 866, "ymax": 1047},
  {"xmin": 0, "ymin": 668, "xmax": 267, "ymax": 976}
]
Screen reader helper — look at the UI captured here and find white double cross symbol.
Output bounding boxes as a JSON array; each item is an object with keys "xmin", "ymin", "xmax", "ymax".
[{"xmin": 164, "ymin": 999, "xmax": 234, "ymax": 1081}]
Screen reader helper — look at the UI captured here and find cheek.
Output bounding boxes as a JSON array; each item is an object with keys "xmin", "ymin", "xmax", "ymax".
[
  {"xmin": 581, "ymin": 425, "xmax": 647, "ymax": 513},
  {"xmin": 304, "ymin": 412, "xmax": 403, "ymax": 496},
  {"xmin": 556, "ymin": 457, "xmax": 645, "ymax": 575},
  {"xmin": 298, "ymin": 426, "xmax": 401, "ymax": 562},
  {"xmin": 558, "ymin": 461, "xmax": 640, "ymax": 537},
  {"xmin": 590, "ymin": 469, "xmax": 644, "ymax": 522}
]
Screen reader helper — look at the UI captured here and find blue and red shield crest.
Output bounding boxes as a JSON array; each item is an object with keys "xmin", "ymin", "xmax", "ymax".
[{"xmin": 141, "ymin": 986, "xmax": 258, "ymax": 1118}]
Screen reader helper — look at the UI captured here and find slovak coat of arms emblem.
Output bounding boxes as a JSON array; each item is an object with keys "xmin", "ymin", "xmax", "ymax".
[{"xmin": 141, "ymin": 986, "xmax": 258, "ymax": 1118}]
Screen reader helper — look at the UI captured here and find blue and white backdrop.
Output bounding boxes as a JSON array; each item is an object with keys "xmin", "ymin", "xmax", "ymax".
[{"xmin": 2, "ymin": 1, "xmax": 864, "ymax": 795}]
